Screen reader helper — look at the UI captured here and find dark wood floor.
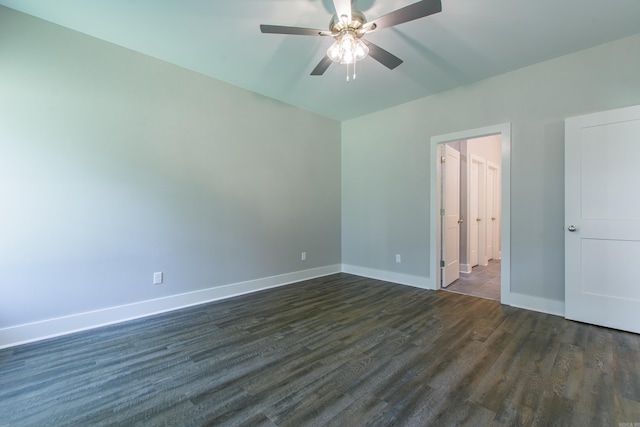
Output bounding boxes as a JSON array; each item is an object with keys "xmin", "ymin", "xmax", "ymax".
[
  {"xmin": 1, "ymin": 273, "xmax": 639, "ymax": 426},
  {"xmin": 446, "ymin": 260, "xmax": 501, "ymax": 301}
]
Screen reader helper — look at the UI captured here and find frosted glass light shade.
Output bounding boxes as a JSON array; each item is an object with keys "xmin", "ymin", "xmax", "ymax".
[{"xmin": 327, "ymin": 33, "xmax": 369, "ymax": 64}]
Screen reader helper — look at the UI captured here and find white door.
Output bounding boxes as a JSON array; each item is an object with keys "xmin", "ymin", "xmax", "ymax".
[
  {"xmin": 469, "ymin": 155, "xmax": 486, "ymax": 267},
  {"xmin": 486, "ymin": 166, "xmax": 495, "ymax": 261},
  {"xmin": 442, "ymin": 144, "xmax": 461, "ymax": 287},
  {"xmin": 565, "ymin": 104, "xmax": 640, "ymax": 334},
  {"xmin": 486, "ymin": 161, "xmax": 500, "ymax": 260},
  {"xmin": 469, "ymin": 160, "xmax": 479, "ymax": 267}
]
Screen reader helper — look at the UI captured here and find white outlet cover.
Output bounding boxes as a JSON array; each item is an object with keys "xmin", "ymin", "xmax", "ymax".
[{"xmin": 153, "ymin": 272, "xmax": 163, "ymax": 284}]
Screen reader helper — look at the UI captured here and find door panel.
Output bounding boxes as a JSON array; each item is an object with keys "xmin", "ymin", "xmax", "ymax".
[
  {"xmin": 581, "ymin": 121, "xmax": 640, "ymax": 220},
  {"xmin": 443, "ymin": 145, "xmax": 461, "ymax": 287},
  {"xmin": 581, "ymin": 239, "xmax": 640, "ymax": 300},
  {"xmin": 565, "ymin": 105, "xmax": 640, "ymax": 333}
]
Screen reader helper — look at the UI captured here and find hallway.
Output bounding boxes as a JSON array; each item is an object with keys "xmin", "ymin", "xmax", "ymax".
[{"xmin": 445, "ymin": 260, "xmax": 500, "ymax": 301}]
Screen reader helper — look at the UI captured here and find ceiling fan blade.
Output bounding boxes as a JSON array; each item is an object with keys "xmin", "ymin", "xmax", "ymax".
[
  {"xmin": 362, "ymin": 40, "xmax": 403, "ymax": 70},
  {"xmin": 365, "ymin": 0, "xmax": 442, "ymax": 32},
  {"xmin": 333, "ymin": 0, "xmax": 352, "ymax": 24},
  {"xmin": 311, "ymin": 56, "xmax": 333, "ymax": 76},
  {"xmin": 260, "ymin": 24, "xmax": 330, "ymax": 36}
]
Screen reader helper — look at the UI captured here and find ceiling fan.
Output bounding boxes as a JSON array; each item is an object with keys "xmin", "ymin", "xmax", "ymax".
[{"xmin": 260, "ymin": 0, "xmax": 442, "ymax": 80}]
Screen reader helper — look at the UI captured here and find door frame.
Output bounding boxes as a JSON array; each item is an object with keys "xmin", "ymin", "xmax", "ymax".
[{"xmin": 430, "ymin": 123, "xmax": 511, "ymax": 305}]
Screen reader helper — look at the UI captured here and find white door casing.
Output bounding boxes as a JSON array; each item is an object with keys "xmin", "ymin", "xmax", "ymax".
[
  {"xmin": 430, "ymin": 122, "xmax": 511, "ymax": 306},
  {"xmin": 442, "ymin": 145, "xmax": 461, "ymax": 287},
  {"xmin": 565, "ymin": 104, "xmax": 640, "ymax": 334}
]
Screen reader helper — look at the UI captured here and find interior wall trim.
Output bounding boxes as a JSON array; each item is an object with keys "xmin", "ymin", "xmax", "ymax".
[
  {"xmin": 0, "ymin": 265, "xmax": 341, "ymax": 349},
  {"xmin": 1, "ymin": 264, "xmax": 565, "ymax": 349},
  {"xmin": 507, "ymin": 292, "xmax": 565, "ymax": 317},
  {"xmin": 341, "ymin": 264, "xmax": 430, "ymax": 289},
  {"xmin": 460, "ymin": 264, "xmax": 472, "ymax": 274},
  {"xmin": 342, "ymin": 265, "xmax": 564, "ymax": 317}
]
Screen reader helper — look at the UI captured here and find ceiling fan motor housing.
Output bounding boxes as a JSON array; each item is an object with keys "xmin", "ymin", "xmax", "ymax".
[{"xmin": 329, "ymin": 10, "xmax": 367, "ymax": 35}]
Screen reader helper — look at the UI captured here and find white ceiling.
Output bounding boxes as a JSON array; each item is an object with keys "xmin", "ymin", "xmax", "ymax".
[{"xmin": 2, "ymin": 0, "xmax": 640, "ymax": 121}]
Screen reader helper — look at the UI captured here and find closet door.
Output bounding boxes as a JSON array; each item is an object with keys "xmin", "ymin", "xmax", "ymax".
[
  {"xmin": 469, "ymin": 155, "xmax": 486, "ymax": 267},
  {"xmin": 565, "ymin": 105, "xmax": 640, "ymax": 333},
  {"xmin": 486, "ymin": 162, "xmax": 500, "ymax": 260}
]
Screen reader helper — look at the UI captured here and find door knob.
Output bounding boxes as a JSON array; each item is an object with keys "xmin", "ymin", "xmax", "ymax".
[
  {"xmin": 476, "ymin": 218, "xmax": 482, "ymax": 222},
  {"xmin": 492, "ymin": 217, "xmax": 496, "ymax": 221},
  {"xmin": 458, "ymin": 219, "xmax": 464, "ymax": 224},
  {"xmin": 567, "ymin": 225, "xmax": 577, "ymax": 232}
]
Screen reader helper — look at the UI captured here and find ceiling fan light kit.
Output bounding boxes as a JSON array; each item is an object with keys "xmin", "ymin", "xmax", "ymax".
[
  {"xmin": 325, "ymin": 10, "xmax": 369, "ymax": 81},
  {"xmin": 327, "ymin": 34, "xmax": 368, "ymax": 65},
  {"xmin": 327, "ymin": 34, "xmax": 368, "ymax": 81},
  {"xmin": 260, "ymin": 0, "xmax": 442, "ymax": 80}
]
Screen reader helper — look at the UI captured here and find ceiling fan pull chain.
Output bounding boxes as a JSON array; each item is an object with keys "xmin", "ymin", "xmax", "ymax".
[
  {"xmin": 353, "ymin": 60, "xmax": 357, "ymax": 80},
  {"xmin": 346, "ymin": 62, "xmax": 350, "ymax": 82}
]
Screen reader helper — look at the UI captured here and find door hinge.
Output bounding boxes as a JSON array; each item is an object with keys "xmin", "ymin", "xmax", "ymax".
[
  {"xmin": 440, "ymin": 156, "xmax": 446, "ymax": 163},
  {"xmin": 440, "ymin": 260, "xmax": 445, "ymax": 268},
  {"xmin": 440, "ymin": 208, "xmax": 445, "ymax": 216}
]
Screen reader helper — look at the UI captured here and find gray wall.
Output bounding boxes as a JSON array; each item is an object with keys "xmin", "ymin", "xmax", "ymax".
[
  {"xmin": 342, "ymin": 33, "xmax": 640, "ymax": 302},
  {"xmin": 0, "ymin": 8, "xmax": 341, "ymax": 328}
]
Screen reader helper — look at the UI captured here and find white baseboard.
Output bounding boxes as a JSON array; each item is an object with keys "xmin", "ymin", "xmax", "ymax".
[
  {"xmin": 0, "ymin": 265, "xmax": 341, "ymax": 349},
  {"xmin": 1, "ymin": 265, "xmax": 567, "ymax": 349},
  {"xmin": 460, "ymin": 264, "xmax": 472, "ymax": 274},
  {"xmin": 504, "ymin": 292, "xmax": 565, "ymax": 317},
  {"xmin": 342, "ymin": 264, "xmax": 432, "ymax": 289}
]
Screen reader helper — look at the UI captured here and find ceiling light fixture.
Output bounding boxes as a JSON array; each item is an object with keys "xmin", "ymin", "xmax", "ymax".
[
  {"xmin": 260, "ymin": 0, "xmax": 443, "ymax": 80},
  {"xmin": 324, "ymin": 9, "xmax": 370, "ymax": 82},
  {"xmin": 326, "ymin": 31, "xmax": 369, "ymax": 81}
]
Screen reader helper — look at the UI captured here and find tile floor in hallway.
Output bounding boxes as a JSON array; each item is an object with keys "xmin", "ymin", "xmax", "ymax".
[{"xmin": 445, "ymin": 259, "xmax": 501, "ymax": 301}]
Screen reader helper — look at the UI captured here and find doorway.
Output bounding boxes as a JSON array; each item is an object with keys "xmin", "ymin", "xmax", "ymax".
[
  {"xmin": 440, "ymin": 136, "xmax": 502, "ymax": 300},
  {"xmin": 429, "ymin": 123, "xmax": 511, "ymax": 304}
]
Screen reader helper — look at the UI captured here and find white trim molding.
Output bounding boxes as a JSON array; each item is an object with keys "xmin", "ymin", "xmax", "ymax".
[
  {"xmin": 342, "ymin": 264, "xmax": 431, "ymax": 289},
  {"xmin": 0, "ymin": 265, "xmax": 341, "ymax": 349},
  {"xmin": 506, "ymin": 292, "xmax": 565, "ymax": 317},
  {"xmin": 460, "ymin": 264, "xmax": 472, "ymax": 274}
]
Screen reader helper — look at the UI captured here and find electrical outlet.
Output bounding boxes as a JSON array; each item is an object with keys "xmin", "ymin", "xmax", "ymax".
[
  {"xmin": 153, "ymin": 272, "xmax": 163, "ymax": 285},
  {"xmin": 395, "ymin": 254, "xmax": 401, "ymax": 263},
  {"xmin": 301, "ymin": 252, "xmax": 307, "ymax": 261}
]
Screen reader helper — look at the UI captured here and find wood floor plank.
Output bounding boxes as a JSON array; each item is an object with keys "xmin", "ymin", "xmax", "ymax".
[
  {"xmin": 613, "ymin": 331, "xmax": 640, "ymax": 402},
  {"xmin": 550, "ymin": 342, "xmax": 585, "ymax": 400},
  {"xmin": 1, "ymin": 273, "xmax": 639, "ymax": 426}
]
